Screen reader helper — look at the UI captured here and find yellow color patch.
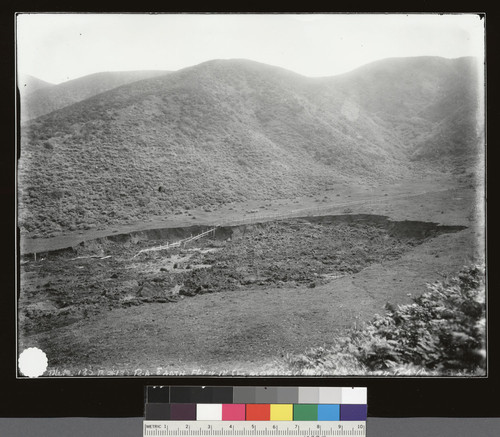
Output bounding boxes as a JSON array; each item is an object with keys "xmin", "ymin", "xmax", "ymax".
[{"xmin": 270, "ymin": 404, "xmax": 293, "ymax": 421}]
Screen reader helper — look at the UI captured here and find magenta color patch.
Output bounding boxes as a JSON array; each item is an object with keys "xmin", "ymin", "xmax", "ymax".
[{"xmin": 222, "ymin": 403, "xmax": 246, "ymax": 420}]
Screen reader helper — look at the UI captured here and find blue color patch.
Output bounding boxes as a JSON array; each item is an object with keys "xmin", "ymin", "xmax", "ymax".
[{"xmin": 317, "ymin": 404, "xmax": 340, "ymax": 421}]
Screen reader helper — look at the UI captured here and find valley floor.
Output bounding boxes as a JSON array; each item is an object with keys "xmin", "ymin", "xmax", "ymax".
[{"xmin": 21, "ymin": 175, "xmax": 462, "ymax": 255}]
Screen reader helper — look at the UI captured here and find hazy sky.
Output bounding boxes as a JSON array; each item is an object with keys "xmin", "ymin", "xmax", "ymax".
[{"xmin": 16, "ymin": 13, "xmax": 484, "ymax": 84}]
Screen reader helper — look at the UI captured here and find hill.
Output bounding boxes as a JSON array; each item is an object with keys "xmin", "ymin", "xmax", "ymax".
[
  {"xmin": 17, "ymin": 74, "xmax": 54, "ymax": 96},
  {"xmin": 315, "ymin": 56, "xmax": 482, "ymax": 166},
  {"xmin": 21, "ymin": 70, "xmax": 170, "ymax": 121},
  {"xmin": 18, "ymin": 57, "xmax": 482, "ymax": 238}
]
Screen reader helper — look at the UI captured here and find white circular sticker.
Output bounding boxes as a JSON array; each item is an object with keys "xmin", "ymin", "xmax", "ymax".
[{"xmin": 18, "ymin": 347, "xmax": 48, "ymax": 378}]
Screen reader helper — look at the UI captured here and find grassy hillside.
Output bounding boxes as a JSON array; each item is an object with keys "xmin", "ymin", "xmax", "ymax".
[
  {"xmin": 21, "ymin": 70, "xmax": 170, "ymax": 121},
  {"xmin": 18, "ymin": 57, "xmax": 482, "ymax": 238}
]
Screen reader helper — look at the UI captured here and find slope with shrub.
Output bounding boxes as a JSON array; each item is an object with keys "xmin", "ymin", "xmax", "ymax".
[
  {"xmin": 18, "ymin": 57, "xmax": 482, "ymax": 237},
  {"xmin": 285, "ymin": 264, "xmax": 486, "ymax": 375}
]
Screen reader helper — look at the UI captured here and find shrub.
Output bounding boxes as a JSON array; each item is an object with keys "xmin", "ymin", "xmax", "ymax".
[
  {"xmin": 285, "ymin": 264, "xmax": 486, "ymax": 375},
  {"xmin": 356, "ymin": 264, "xmax": 485, "ymax": 371}
]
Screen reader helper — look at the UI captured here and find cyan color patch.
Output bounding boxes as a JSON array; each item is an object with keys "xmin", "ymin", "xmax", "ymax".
[{"xmin": 317, "ymin": 404, "xmax": 340, "ymax": 421}]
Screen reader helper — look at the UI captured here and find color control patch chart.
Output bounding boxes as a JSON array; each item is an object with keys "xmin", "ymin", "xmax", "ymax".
[{"xmin": 144, "ymin": 386, "xmax": 367, "ymax": 436}]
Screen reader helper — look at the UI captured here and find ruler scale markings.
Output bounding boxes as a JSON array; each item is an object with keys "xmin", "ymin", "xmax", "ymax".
[{"xmin": 144, "ymin": 422, "xmax": 366, "ymax": 437}]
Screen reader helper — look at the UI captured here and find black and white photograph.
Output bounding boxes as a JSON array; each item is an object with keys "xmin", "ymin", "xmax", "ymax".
[{"xmin": 16, "ymin": 13, "xmax": 486, "ymax": 377}]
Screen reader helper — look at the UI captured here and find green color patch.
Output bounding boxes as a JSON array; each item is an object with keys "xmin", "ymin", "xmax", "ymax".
[{"xmin": 293, "ymin": 404, "xmax": 318, "ymax": 421}]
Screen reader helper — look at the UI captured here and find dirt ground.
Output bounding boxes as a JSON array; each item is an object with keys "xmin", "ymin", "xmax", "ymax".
[{"xmin": 17, "ymin": 179, "xmax": 485, "ymax": 376}]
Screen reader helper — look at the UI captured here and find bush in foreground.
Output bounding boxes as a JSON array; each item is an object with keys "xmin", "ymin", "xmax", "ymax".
[{"xmin": 285, "ymin": 264, "xmax": 486, "ymax": 375}]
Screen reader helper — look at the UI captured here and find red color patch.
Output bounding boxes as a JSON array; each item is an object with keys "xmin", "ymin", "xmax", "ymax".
[{"xmin": 246, "ymin": 404, "xmax": 270, "ymax": 421}]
